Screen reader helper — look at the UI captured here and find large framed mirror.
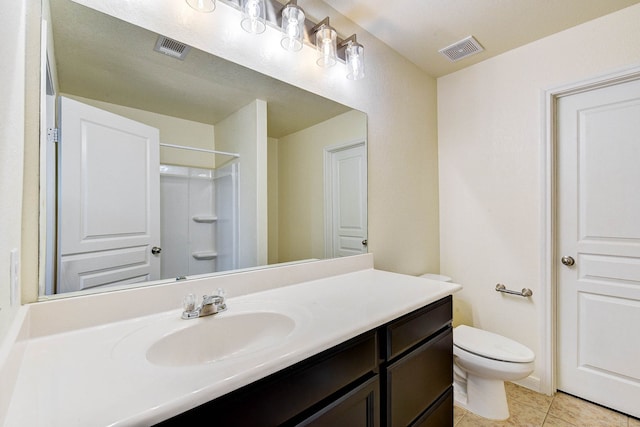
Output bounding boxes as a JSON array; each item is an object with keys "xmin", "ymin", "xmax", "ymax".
[{"xmin": 40, "ymin": 0, "xmax": 368, "ymax": 298}]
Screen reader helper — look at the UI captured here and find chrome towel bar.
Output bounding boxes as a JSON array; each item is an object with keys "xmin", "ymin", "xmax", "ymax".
[{"xmin": 495, "ymin": 283, "xmax": 533, "ymax": 297}]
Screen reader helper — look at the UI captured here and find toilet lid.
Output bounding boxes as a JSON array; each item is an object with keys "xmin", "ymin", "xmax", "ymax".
[{"xmin": 454, "ymin": 325, "xmax": 535, "ymax": 363}]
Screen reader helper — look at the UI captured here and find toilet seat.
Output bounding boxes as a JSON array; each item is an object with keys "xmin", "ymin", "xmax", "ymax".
[{"xmin": 454, "ymin": 325, "xmax": 534, "ymax": 363}]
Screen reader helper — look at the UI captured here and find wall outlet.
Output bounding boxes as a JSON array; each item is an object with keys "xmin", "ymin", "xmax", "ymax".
[{"xmin": 10, "ymin": 249, "xmax": 19, "ymax": 306}]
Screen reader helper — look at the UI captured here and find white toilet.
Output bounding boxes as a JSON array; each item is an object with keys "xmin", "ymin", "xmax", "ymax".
[
  {"xmin": 418, "ymin": 274, "xmax": 535, "ymax": 420},
  {"xmin": 453, "ymin": 325, "xmax": 535, "ymax": 420}
]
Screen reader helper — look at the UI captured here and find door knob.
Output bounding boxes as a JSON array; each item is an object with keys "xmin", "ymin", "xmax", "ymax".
[
  {"xmin": 561, "ymin": 256, "xmax": 575, "ymax": 266},
  {"xmin": 151, "ymin": 246, "xmax": 162, "ymax": 255},
  {"xmin": 362, "ymin": 239, "xmax": 368, "ymax": 246}
]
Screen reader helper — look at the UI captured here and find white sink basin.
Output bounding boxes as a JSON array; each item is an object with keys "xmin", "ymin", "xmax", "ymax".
[
  {"xmin": 110, "ymin": 299, "xmax": 312, "ymax": 369},
  {"xmin": 146, "ymin": 312, "xmax": 296, "ymax": 367}
]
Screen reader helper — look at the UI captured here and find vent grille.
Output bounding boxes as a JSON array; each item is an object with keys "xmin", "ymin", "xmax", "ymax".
[
  {"xmin": 154, "ymin": 36, "xmax": 191, "ymax": 60},
  {"xmin": 438, "ymin": 36, "xmax": 484, "ymax": 62}
]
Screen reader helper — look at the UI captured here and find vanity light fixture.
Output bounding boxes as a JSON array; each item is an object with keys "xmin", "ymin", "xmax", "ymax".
[
  {"xmin": 312, "ymin": 18, "xmax": 337, "ymax": 68},
  {"xmin": 241, "ymin": 0, "xmax": 266, "ymax": 34},
  {"xmin": 340, "ymin": 35, "xmax": 365, "ymax": 80},
  {"xmin": 280, "ymin": 0, "xmax": 305, "ymax": 52},
  {"xmin": 186, "ymin": 0, "xmax": 366, "ymax": 80},
  {"xmin": 186, "ymin": 0, "xmax": 216, "ymax": 13}
]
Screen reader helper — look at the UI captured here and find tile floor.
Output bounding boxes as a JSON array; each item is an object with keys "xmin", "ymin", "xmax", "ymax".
[{"xmin": 454, "ymin": 382, "xmax": 640, "ymax": 426}]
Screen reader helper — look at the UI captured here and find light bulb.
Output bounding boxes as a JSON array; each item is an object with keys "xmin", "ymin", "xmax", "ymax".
[
  {"xmin": 241, "ymin": 0, "xmax": 266, "ymax": 34},
  {"xmin": 345, "ymin": 41, "xmax": 365, "ymax": 80},
  {"xmin": 281, "ymin": 4, "xmax": 305, "ymax": 52},
  {"xmin": 315, "ymin": 25, "xmax": 336, "ymax": 67},
  {"xmin": 287, "ymin": 19, "xmax": 299, "ymax": 38}
]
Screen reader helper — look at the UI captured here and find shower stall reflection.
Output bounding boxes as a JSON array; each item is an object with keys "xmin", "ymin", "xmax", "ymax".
[{"xmin": 160, "ymin": 161, "xmax": 239, "ymax": 280}]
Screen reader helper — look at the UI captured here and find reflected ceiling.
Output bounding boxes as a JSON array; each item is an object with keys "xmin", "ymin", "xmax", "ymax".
[{"xmin": 50, "ymin": 0, "xmax": 351, "ymax": 137}]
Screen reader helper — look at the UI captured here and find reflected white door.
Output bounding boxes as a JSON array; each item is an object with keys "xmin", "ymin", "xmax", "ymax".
[
  {"xmin": 58, "ymin": 97, "xmax": 160, "ymax": 292},
  {"xmin": 324, "ymin": 142, "xmax": 367, "ymax": 257},
  {"xmin": 557, "ymin": 78, "xmax": 640, "ymax": 417}
]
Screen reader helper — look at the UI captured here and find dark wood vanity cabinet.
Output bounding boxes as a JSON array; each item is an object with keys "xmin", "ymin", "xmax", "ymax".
[
  {"xmin": 156, "ymin": 296, "xmax": 452, "ymax": 427},
  {"xmin": 382, "ymin": 296, "xmax": 453, "ymax": 427}
]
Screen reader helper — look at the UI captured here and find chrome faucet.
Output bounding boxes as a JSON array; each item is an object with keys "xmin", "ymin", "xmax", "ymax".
[{"xmin": 182, "ymin": 289, "xmax": 227, "ymax": 319}]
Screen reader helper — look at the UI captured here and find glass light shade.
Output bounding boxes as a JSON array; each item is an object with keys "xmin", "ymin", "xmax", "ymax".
[
  {"xmin": 280, "ymin": 4, "xmax": 305, "ymax": 52},
  {"xmin": 315, "ymin": 25, "xmax": 337, "ymax": 67},
  {"xmin": 241, "ymin": 0, "xmax": 266, "ymax": 34},
  {"xmin": 186, "ymin": 0, "xmax": 216, "ymax": 13},
  {"xmin": 345, "ymin": 41, "xmax": 365, "ymax": 80}
]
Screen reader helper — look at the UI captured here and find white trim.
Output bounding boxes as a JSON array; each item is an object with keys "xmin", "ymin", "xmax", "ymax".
[
  {"xmin": 323, "ymin": 139, "xmax": 367, "ymax": 259},
  {"xmin": 541, "ymin": 63, "xmax": 640, "ymax": 396},
  {"xmin": 513, "ymin": 375, "xmax": 541, "ymax": 394},
  {"xmin": 39, "ymin": 18, "xmax": 57, "ymax": 297}
]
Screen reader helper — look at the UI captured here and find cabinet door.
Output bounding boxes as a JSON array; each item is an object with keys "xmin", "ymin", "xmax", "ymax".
[
  {"xmin": 296, "ymin": 376, "xmax": 379, "ymax": 427},
  {"xmin": 385, "ymin": 328, "xmax": 452, "ymax": 427},
  {"xmin": 411, "ymin": 386, "xmax": 453, "ymax": 427}
]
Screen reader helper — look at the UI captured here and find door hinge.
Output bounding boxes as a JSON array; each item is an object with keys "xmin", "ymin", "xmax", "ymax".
[{"xmin": 48, "ymin": 128, "xmax": 59, "ymax": 143}]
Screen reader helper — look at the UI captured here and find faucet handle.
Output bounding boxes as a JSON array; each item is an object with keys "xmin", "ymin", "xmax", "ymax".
[
  {"xmin": 212, "ymin": 288, "xmax": 227, "ymax": 313},
  {"xmin": 183, "ymin": 293, "xmax": 197, "ymax": 312}
]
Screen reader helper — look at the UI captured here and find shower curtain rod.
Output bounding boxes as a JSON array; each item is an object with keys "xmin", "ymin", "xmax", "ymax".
[{"xmin": 160, "ymin": 143, "xmax": 240, "ymax": 158}]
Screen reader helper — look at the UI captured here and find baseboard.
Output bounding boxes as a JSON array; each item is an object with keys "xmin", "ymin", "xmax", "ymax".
[{"xmin": 512, "ymin": 375, "xmax": 543, "ymax": 395}]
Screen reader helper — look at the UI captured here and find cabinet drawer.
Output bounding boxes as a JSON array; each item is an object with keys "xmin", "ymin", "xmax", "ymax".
[
  {"xmin": 295, "ymin": 375, "xmax": 379, "ymax": 427},
  {"xmin": 385, "ymin": 328, "xmax": 452, "ymax": 427},
  {"xmin": 384, "ymin": 296, "xmax": 452, "ymax": 361}
]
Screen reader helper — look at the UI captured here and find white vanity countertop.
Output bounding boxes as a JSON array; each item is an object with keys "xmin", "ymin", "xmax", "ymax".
[{"xmin": 4, "ymin": 269, "xmax": 460, "ymax": 426}]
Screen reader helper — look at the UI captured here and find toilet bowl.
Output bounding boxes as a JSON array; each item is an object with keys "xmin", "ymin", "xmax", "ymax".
[{"xmin": 453, "ymin": 325, "xmax": 535, "ymax": 420}]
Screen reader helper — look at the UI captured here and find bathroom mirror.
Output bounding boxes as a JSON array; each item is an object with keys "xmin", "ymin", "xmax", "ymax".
[{"xmin": 40, "ymin": 0, "xmax": 368, "ymax": 298}]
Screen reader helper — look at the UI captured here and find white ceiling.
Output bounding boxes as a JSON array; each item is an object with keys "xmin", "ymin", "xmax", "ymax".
[{"xmin": 321, "ymin": 0, "xmax": 640, "ymax": 77}]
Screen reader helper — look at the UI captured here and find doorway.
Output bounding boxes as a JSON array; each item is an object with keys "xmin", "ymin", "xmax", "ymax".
[{"xmin": 544, "ymin": 67, "xmax": 640, "ymax": 418}]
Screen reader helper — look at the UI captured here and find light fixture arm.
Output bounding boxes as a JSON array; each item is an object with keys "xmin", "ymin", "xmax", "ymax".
[
  {"xmin": 310, "ymin": 17, "xmax": 331, "ymax": 34},
  {"xmin": 338, "ymin": 34, "xmax": 359, "ymax": 49},
  {"xmin": 337, "ymin": 34, "xmax": 362, "ymax": 57}
]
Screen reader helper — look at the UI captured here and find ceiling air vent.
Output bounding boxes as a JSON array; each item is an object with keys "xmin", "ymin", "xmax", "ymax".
[
  {"xmin": 438, "ymin": 36, "xmax": 484, "ymax": 62},
  {"xmin": 154, "ymin": 35, "xmax": 191, "ymax": 60}
]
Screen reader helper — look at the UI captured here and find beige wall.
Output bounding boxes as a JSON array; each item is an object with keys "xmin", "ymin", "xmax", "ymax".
[
  {"xmin": 267, "ymin": 137, "xmax": 279, "ymax": 264},
  {"xmin": 0, "ymin": 0, "xmax": 27, "ymax": 339},
  {"xmin": 62, "ymin": 95, "xmax": 216, "ymax": 168},
  {"xmin": 438, "ymin": 3, "xmax": 640, "ymax": 391},
  {"xmin": 215, "ymin": 100, "xmax": 268, "ymax": 268},
  {"xmin": 277, "ymin": 110, "xmax": 367, "ymax": 262}
]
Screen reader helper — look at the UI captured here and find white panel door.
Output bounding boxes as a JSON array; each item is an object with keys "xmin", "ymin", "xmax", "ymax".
[
  {"xmin": 58, "ymin": 97, "xmax": 160, "ymax": 292},
  {"xmin": 557, "ymin": 78, "xmax": 640, "ymax": 417},
  {"xmin": 325, "ymin": 142, "xmax": 367, "ymax": 258}
]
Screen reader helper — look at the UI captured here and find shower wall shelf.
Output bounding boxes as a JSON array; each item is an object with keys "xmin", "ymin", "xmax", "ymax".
[
  {"xmin": 192, "ymin": 215, "xmax": 218, "ymax": 223},
  {"xmin": 192, "ymin": 251, "xmax": 218, "ymax": 260}
]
